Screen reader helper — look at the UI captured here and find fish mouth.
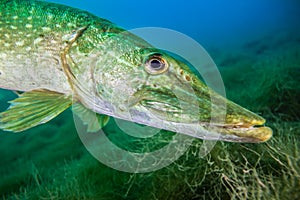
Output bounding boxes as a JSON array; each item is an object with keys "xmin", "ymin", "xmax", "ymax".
[
  {"xmin": 207, "ymin": 122, "xmax": 273, "ymax": 142},
  {"xmin": 132, "ymin": 85, "xmax": 272, "ymax": 143}
]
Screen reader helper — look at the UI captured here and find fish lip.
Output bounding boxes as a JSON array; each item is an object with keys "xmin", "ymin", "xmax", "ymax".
[{"xmin": 207, "ymin": 122, "xmax": 273, "ymax": 142}]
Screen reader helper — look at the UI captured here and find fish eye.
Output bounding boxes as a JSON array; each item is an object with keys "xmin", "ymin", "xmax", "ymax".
[{"xmin": 145, "ymin": 54, "xmax": 169, "ymax": 75}]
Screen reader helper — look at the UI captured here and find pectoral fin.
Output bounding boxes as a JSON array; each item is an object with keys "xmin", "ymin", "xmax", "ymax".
[
  {"xmin": 72, "ymin": 103, "xmax": 110, "ymax": 132},
  {"xmin": 0, "ymin": 89, "xmax": 72, "ymax": 132}
]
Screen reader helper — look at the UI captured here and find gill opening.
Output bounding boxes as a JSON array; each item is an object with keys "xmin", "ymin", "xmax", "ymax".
[{"xmin": 60, "ymin": 24, "xmax": 108, "ymax": 112}]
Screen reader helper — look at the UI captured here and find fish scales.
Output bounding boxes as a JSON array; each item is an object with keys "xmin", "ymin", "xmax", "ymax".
[{"xmin": 0, "ymin": 0, "xmax": 122, "ymax": 93}]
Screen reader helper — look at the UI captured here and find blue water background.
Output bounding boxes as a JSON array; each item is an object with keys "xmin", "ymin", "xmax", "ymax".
[{"xmin": 49, "ymin": 0, "xmax": 300, "ymax": 48}]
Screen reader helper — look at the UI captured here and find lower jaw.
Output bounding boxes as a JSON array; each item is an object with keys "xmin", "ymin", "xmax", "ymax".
[
  {"xmin": 209, "ymin": 125, "xmax": 273, "ymax": 143},
  {"xmin": 133, "ymin": 105, "xmax": 272, "ymax": 142}
]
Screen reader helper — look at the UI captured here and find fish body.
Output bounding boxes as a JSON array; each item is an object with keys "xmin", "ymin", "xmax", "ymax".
[{"xmin": 0, "ymin": 0, "xmax": 272, "ymax": 142}]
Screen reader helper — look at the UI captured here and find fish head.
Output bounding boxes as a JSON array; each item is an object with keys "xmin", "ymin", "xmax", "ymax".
[
  {"xmin": 90, "ymin": 33, "xmax": 272, "ymax": 143},
  {"xmin": 124, "ymin": 47, "xmax": 272, "ymax": 143}
]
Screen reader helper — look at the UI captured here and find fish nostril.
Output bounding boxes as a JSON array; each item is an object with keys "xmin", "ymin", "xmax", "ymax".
[
  {"xmin": 185, "ymin": 75, "xmax": 191, "ymax": 81},
  {"xmin": 179, "ymin": 69, "xmax": 184, "ymax": 75}
]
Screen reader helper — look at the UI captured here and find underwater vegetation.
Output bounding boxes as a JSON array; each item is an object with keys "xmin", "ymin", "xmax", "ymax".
[{"xmin": 0, "ymin": 30, "xmax": 299, "ymax": 200}]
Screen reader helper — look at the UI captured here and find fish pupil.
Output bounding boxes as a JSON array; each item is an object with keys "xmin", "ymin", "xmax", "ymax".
[{"xmin": 150, "ymin": 59, "xmax": 162, "ymax": 69}]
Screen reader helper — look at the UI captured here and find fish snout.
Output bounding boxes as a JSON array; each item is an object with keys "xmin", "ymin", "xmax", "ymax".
[{"xmin": 216, "ymin": 102, "xmax": 273, "ymax": 142}]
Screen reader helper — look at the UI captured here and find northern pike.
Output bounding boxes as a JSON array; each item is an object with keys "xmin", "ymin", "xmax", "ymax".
[{"xmin": 0, "ymin": 0, "xmax": 272, "ymax": 142}]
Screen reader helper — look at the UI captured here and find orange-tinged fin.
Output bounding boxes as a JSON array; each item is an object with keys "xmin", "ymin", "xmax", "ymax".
[{"xmin": 0, "ymin": 89, "xmax": 72, "ymax": 132}]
